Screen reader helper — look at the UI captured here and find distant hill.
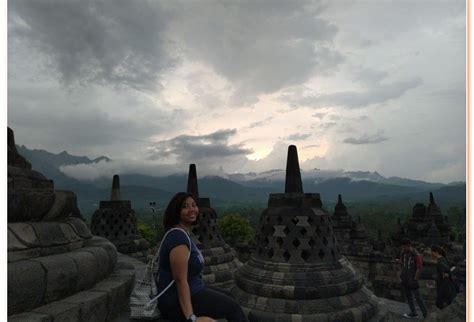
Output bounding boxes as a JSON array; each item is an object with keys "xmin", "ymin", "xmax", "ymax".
[{"xmin": 14, "ymin": 145, "xmax": 466, "ymax": 217}]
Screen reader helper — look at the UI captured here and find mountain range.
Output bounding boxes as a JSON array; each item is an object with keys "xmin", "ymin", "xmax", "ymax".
[{"xmin": 15, "ymin": 145, "xmax": 466, "ymax": 217}]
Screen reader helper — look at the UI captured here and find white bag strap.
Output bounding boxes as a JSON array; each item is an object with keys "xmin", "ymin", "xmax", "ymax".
[{"xmin": 147, "ymin": 227, "xmax": 192, "ymax": 305}]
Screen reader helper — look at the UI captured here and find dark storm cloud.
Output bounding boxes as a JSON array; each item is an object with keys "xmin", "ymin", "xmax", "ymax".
[
  {"xmin": 8, "ymin": 84, "xmax": 176, "ymax": 151},
  {"xmin": 286, "ymin": 133, "xmax": 311, "ymax": 141},
  {"xmin": 166, "ymin": 0, "xmax": 342, "ymax": 101},
  {"xmin": 343, "ymin": 132, "xmax": 388, "ymax": 145},
  {"xmin": 148, "ymin": 129, "xmax": 252, "ymax": 161},
  {"xmin": 9, "ymin": 0, "xmax": 174, "ymax": 91},
  {"xmin": 282, "ymin": 77, "xmax": 422, "ymax": 109}
]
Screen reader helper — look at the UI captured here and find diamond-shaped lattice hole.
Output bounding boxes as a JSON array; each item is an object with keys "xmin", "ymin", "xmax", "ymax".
[
  {"xmin": 267, "ymin": 248, "xmax": 274, "ymax": 258},
  {"xmin": 300, "ymin": 227, "xmax": 307, "ymax": 235},
  {"xmin": 301, "ymin": 250, "xmax": 311, "ymax": 261},
  {"xmin": 292, "ymin": 238, "xmax": 301, "ymax": 248},
  {"xmin": 331, "ymin": 248, "xmax": 335, "ymax": 259},
  {"xmin": 277, "ymin": 237, "xmax": 283, "ymax": 247},
  {"xmin": 283, "ymin": 226, "xmax": 290, "ymax": 235},
  {"xmin": 322, "ymin": 237, "xmax": 328, "ymax": 246},
  {"xmin": 277, "ymin": 216, "xmax": 283, "ymax": 224},
  {"xmin": 209, "ymin": 234, "xmax": 213, "ymax": 240},
  {"xmin": 264, "ymin": 237, "xmax": 270, "ymax": 246},
  {"xmin": 283, "ymin": 250, "xmax": 291, "ymax": 262},
  {"xmin": 309, "ymin": 238, "xmax": 315, "ymax": 247},
  {"xmin": 320, "ymin": 217, "xmax": 325, "ymax": 223},
  {"xmin": 292, "ymin": 217, "xmax": 299, "ymax": 225},
  {"xmin": 315, "ymin": 227, "xmax": 322, "ymax": 236},
  {"xmin": 318, "ymin": 249, "xmax": 325, "ymax": 259},
  {"xmin": 271, "ymin": 226, "xmax": 275, "ymax": 235},
  {"xmin": 207, "ymin": 219, "xmax": 211, "ymax": 224}
]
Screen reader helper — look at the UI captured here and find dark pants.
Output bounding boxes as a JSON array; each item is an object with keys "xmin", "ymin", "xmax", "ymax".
[
  {"xmin": 403, "ymin": 286, "xmax": 428, "ymax": 317},
  {"xmin": 436, "ymin": 279, "xmax": 456, "ymax": 309},
  {"xmin": 161, "ymin": 286, "xmax": 246, "ymax": 322}
]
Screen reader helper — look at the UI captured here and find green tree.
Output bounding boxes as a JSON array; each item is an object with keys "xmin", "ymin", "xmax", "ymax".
[
  {"xmin": 218, "ymin": 213, "xmax": 255, "ymax": 245},
  {"xmin": 137, "ymin": 222, "xmax": 155, "ymax": 245}
]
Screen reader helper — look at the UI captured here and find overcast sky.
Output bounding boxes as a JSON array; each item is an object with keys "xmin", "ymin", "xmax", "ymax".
[{"xmin": 7, "ymin": 0, "xmax": 466, "ymax": 183}]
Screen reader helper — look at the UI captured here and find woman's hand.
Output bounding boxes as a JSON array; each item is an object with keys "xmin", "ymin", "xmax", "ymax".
[{"xmin": 197, "ymin": 317, "xmax": 216, "ymax": 322}]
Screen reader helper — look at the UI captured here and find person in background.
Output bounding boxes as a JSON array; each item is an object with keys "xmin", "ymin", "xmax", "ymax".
[
  {"xmin": 398, "ymin": 238, "xmax": 428, "ymax": 319},
  {"xmin": 431, "ymin": 244, "xmax": 456, "ymax": 309},
  {"xmin": 156, "ymin": 192, "xmax": 246, "ymax": 322}
]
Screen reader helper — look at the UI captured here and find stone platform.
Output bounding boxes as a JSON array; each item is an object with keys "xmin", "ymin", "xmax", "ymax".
[{"xmin": 9, "ymin": 252, "xmax": 136, "ymax": 322}]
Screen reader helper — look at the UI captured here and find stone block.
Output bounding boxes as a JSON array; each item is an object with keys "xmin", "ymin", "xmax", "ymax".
[
  {"xmin": 8, "ymin": 311, "xmax": 52, "ymax": 322},
  {"xmin": 65, "ymin": 251, "xmax": 101, "ymax": 292},
  {"xmin": 68, "ymin": 217, "xmax": 92, "ymax": 239},
  {"xmin": 8, "ymin": 260, "xmax": 46, "ymax": 314},
  {"xmin": 91, "ymin": 279, "xmax": 133, "ymax": 319},
  {"xmin": 8, "ymin": 248, "xmax": 42, "ymax": 263},
  {"xmin": 61, "ymin": 290, "xmax": 109, "ymax": 322},
  {"xmin": 7, "ymin": 166, "xmax": 52, "ymax": 188},
  {"xmin": 42, "ymin": 191, "xmax": 80, "ymax": 222},
  {"xmin": 8, "ymin": 223, "xmax": 40, "ymax": 247},
  {"xmin": 8, "ymin": 190, "xmax": 55, "ymax": 222},
  {"xmin": 59, "ymin": 222, "xmax": 82, "ymax": 243},
  {"xmin": 32, "ymin": 222, "xmax": 69, "ymax": 247},
  {"xmin": 8, "ymin": 228, "xmax": 28, "ymax": 251},
  {"xmin": 32, "ymin": 254, "xmax": 78, "ymax": 303},
  {"xmin": 83, "ymin": 246, "xmax": 113, "ymax": 281},
  {"xmin": 37, "ymin": 241, "xmax": 83, "ymax": 257},
  {"xmin": 32, "ymin": 302, "xmax": 80, "ymax": 322},
  {"xmin": 8, "ymin": 260, "xmax": 47, "ymax": 315}
]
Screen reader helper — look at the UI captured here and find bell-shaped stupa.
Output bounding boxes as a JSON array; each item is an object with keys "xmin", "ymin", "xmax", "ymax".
[
  {"xmin": 393, "ymin": 193, "xmax": 451, "ymax": 246},
  {"xmin": 187, "ymin": 164, "xmax": 242, "ymax": 289},
  {"xmin": 91, "ymin": 175, "xmax": 150, "ymax": 261},
  {"xmin": 8, "ymin": 128, "xmax": 134, "ymax": 320},
  {"xmin": 231, "ymin": 145, "xmax": 378, "ymax": 321}
]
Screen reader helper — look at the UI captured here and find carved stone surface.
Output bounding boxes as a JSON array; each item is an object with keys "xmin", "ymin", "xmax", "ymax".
[
  {"xmin": 231, "ymin": 146, "xmax": 378, "ymax": 321},
  {"xmin": 91, "ymin": 175, "xmax": 150, "ymax": 261},
  {"xmin": 7, "ymin": 128, "xmax": 133, "ymax": 319},
  {"xmin": 186, "ymin": 164, "xmax": 242, "ymax": 289}
]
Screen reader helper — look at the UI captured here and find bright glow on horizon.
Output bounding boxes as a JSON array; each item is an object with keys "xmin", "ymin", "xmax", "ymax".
[{"xmin": 247, "ymin": 147, "xmax": 273, "ymax": 161}]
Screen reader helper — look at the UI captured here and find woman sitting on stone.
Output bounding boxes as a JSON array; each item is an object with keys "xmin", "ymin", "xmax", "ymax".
[
  {"xmin": 156, "ymin": 192, "xmax": 245, "ymax": 322},
  {"xmin": 431, "ymin": 244, "xmax": 456, "ymax": 309}
]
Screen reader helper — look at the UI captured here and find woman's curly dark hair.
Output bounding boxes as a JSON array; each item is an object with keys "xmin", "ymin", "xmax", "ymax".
[
  {"xmin": 163, "ymin": 192, "xmax": 199, "ymax": 231},
  {"xmin": 431, "ymin": 244, "xmax": 447, "ymax": 257}
]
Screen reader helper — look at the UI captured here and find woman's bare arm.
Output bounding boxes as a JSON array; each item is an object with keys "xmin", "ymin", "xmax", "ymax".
[{"xmin": 170, "ymin": 245, "xmax": 194, "ymax": 319}]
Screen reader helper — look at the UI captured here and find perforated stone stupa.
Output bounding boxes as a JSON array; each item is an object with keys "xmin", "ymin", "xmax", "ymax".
[
  {"xmin": 187, "ymin": 164, "xmax": 242, "ymax": 289},
  {"xmin": 91, "ymin": 175, "xmax": 150, "ymax": 261},
  {"xmin": 392, "ymin": 193, "xmax": 451, "ymax": 246},
  {"xmin": 231, "ymin": 145, "xmax": 378, "ymax": 321},
  {"xmin": 8, "ymin": 127, "xmax": 134, "ymax": 320},
  {"xmin": 330, "ymin": 195, "xmax": 375, "ymax": 289}
]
